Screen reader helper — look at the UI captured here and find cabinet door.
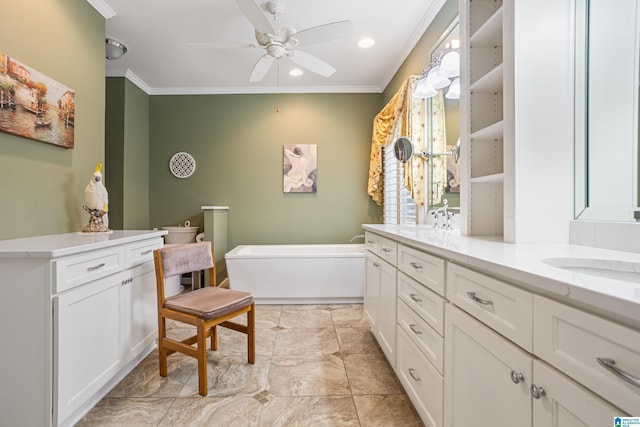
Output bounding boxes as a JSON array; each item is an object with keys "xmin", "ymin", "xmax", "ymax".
[
  {"xmin": 377, "ymin": 259, "xmax": 397, "ymax": 367},
  {"xmin": 532, "ymin": 360, "xmax": 626, "ymax": 427},
  {"xmin": 444, "ymin": 305, "xmax": 531, "ymax": 427},
  {"xmin": 364, "ymin": 254, "xmax": 380, "ymax": 331},
  {"xmin": 121, "ymin": 262, "xmax": 158, "ymax": 364},
  {"xmin": 55, "ymin": 273, "xmax": 123, "ymax": 424}
]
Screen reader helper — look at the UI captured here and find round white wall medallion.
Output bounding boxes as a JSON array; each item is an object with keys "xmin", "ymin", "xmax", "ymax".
[{"xmin": 169, "ymin": 152, "xmax": 196, "ymax": 178}]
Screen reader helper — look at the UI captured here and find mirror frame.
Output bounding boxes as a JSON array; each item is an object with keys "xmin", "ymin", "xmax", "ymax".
[
  {"xmin": 394, "ymin": 137, "xmax": 414, "ymax": 163},
  {"xmin": 574, "ymin": 0, "xmax": 640, "ymax": 221}
]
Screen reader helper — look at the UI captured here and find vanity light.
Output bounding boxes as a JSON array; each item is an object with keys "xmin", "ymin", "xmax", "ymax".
[
  {"xmin": 289, "ymin": 68, "xmax": 303, "ymax": 77},
  {"xmin": 413, "ymin": 41, "xmax": 460, "ymax": 99},
  {"xmin": 439, "ymin": 48, "xmax": 460, "ymax": 78},
  {"xmin": 358, "ymin": 37, "xmax": 375, "ymax": 48},
  {"xmin": 445, "ymin": 77, "xmax": 460, "ymax": 99}
]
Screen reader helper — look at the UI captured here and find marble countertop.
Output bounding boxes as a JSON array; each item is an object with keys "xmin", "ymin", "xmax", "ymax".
[
  {"xmin": 363, "ymin": 224, "xmax": 640, "ymax": 329},
  {"xmin": 0, "ymin": 230, "xmax": 167, "ymax": 258}
]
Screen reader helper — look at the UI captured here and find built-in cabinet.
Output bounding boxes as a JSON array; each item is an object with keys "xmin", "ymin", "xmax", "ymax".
[
  {"xmin": 0, "ymin": 231, "xmax": 165, "ymax": 427},
  {"xmin": 363, "ymin": 229, "xmax": 638, "ymax": 427},
  {"xmin": 364, "ymin": 232, "xmax": 398, "ymax": 365}
]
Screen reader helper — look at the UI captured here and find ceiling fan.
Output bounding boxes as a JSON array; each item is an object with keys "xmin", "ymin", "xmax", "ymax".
[{"xmin": 214, "ymin": 0, "xmax": 355, "ymax": 82}]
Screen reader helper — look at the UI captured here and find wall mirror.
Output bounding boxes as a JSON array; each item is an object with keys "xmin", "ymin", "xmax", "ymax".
[
  {"xmin": 422, "ymin": 19, "xmax": 461, "ymax": 212},
  {"xmin": 575, "ymin": 0, "xmax": 639, "ymax": 221}
]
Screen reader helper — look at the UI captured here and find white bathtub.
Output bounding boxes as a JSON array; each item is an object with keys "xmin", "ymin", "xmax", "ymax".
[{"xmin": 225, "ymin": 244, "xmax": 365, "ymax": 304}]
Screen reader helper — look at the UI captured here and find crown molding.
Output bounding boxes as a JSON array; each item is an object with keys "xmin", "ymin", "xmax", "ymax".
[{"xmin": 86, "ymin": 0, "xmax": 116, "ymax": 19}]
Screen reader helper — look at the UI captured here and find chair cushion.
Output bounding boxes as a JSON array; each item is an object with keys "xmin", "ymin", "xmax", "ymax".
[{"xmin": 165, "ymin": 286, "xmax": 253, "ymax": 320}]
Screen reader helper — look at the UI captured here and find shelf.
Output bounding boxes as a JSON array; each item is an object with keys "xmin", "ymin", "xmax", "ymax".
[
  {"xmin": 470, "ymin": 6, "xmax": 503, "ymax": 47},
  {"xmin": 471, "ymin": 120, "xmax": 504, "ymax": 140},
  {"xmin": 471, "ymin": 63, "xmax": 504, "ymax": 92},
  {"xmin": 470, "ymin": 173, "xmax": 504, "ymax": 183}
]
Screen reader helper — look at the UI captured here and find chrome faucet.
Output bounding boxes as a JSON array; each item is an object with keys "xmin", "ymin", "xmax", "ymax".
[{"xmin": 430, "ymin": 199, "xmax": 454, "ymax": 230}]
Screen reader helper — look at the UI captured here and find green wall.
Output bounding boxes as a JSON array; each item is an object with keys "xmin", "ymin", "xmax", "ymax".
[
  {"xmin": 148, "ymin": 93, "xmax": 383, "ymax": 247},
  {"xmin": 106, "ymin": 78, "xmax": 150, "ymax": 230},
  {"xmin": 0, "ymin": 0, "xmax": 105, "ymax": 239}
]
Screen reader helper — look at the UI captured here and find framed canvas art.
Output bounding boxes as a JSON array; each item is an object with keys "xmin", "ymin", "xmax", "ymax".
[
  {"xmin": 283, "ymin": 144, "xmax": 317, "ymax": 193},
  {"xmin": 0, "ymin": 52, "xmax": 75, "ymax": 148}
]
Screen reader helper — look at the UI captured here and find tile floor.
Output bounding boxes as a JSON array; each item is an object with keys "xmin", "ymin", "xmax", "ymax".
[{"xmin": 77, "ymin": 304, "xmax": 423, "ymax": 426}]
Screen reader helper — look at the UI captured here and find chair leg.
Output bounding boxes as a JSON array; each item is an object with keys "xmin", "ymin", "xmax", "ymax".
[
  {"xmin": 158, "ymin": 317, "xmax": 168, "ymax": 377},
  {"xmin": 196, "ymin": 324, "xmax": 208, "ymax": 396},
  {"xmin": 248, "ymin": 303, "xmax": 256, "ymax": 364},
  {"xmin": 211, "ymin": 325, "xmax": 218, "ymax": 351}
]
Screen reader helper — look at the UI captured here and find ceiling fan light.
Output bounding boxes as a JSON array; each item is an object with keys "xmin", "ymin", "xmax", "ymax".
[{"xmin": 289, "ymin": 68, "xmax": 303, "ymax": 77}]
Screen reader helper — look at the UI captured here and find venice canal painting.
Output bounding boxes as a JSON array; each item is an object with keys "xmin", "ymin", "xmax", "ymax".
[{"xmin": 0, "ymin": 51, "xmax": 74, "ymax": 148}]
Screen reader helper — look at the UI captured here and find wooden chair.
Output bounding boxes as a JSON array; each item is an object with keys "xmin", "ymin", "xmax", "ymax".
[{"xmin": 153, "ymin": 241, "xmax": 255, "ymax": 396}]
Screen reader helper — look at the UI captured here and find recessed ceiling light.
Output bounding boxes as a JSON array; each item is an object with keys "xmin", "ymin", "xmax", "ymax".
[
  {"xmin": 289, "ymin": 68, "xmax": 303, "ymax": 77},
  {"xmin": 358, "ymin": 38, "xmax": 375, "ymax": 48}
]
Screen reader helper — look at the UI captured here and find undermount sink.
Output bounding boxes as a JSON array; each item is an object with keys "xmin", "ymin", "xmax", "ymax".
[{"xmin": 542, "ymin": 257, "xmax": 640, "ymax": 283}]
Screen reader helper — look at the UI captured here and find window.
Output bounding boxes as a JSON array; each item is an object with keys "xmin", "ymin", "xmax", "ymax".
[{"xmin": 383, "ymin": 143, "xmax": 416, "ymax": 225}]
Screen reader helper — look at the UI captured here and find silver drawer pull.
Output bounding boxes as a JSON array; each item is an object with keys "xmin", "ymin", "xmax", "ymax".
[
  {"xmin": 409, "ymin": 293, "xmax": 422, "ymax": 303},
  {"xmin": 409, "ymin": 324, "xmax": 422, "ymax": 335},
  {"xmin": 373, "ymin": 262, "xmax": 380, "ymax": 268},
  {"xmin": 408, "ymin": 368, "xmax": 421, "ymax": 382},
  {"xmin": 367, "ymin": 240, "xmax": 375, "ymax": 244},
  {"xmin": 530, "ymin": 384, "xmax": 545, "ymax": 399},
  {"xmin": 466, "ymin": 291, "xmax": 494, "ymax": 306},
  {"xmin": 410, "ymin": 262, "xmax": 423, "ymax": 270},
  {"xmin": 86, "ymin": 263, "xmax": 106, "ymax": 271},
  {"xmin": 510, "ymin": 370, "xmax": 524, "ymax": 384},
  {"xmin": 382, "ymin": 248, "xmax": 391, "ymax": 253},
  {"xmin": 597, "ymin": 357, "xmax": 640, "ymax": 388},
  {"xmin": 140, "ymin": 249, "xmax": 153, "ymax": 255}
]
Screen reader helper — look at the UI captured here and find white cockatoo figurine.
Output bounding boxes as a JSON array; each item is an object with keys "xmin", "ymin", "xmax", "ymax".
[{"xmin": 85, "ymin": 163, "xmax": 109, "ymax": 228}]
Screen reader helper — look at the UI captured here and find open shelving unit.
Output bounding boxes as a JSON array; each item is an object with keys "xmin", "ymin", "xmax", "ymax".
[{"xmin": 460, "ymin": 0, "xmax": 512, "ymax": 238}]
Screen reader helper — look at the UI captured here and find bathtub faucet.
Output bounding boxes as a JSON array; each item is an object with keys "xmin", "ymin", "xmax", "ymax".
[{"xmin": 349, "ymin": 234, "xmax": 365, "ymax": 243}]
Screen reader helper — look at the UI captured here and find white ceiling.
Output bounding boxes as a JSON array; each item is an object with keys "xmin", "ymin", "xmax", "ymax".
[{"xmin": 95, "ymin": 0, "xmax": 444, "ymax": 95}]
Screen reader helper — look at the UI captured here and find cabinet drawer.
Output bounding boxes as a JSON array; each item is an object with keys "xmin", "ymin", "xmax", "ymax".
[
  {"xmin": 398, "ymin": 244, "xmax": 445, "ymax": 296},
  {"xmin": 447, "ymin": 263, "xmax": 533, "ymax": 352},
  {"xmin": 396, "ymin": 327, "xmax": 443, "ymax": 427},
  {"xmin": 54, "ymin": 247, "xmax": 124, "ymax": 293},
  {"xmin": 398, "ymin": 299, "xmax": 444, "ymax": 374},
  {"xmin": 398, "ymin": 272, "xmax": 446, "ymax": 335},
  {"xmin": 378, "ymin": 236, "xmax": 397, "ymax": 266},
  {"xmin": 534, "ymin": 296, "xmax": 640, "ymax": 415},
  {"xmin": 364, "ymin": 231, "xmax": 379, "ymax": 254},
  {"xmin": 125, "ymin": 238, "xmax": 163, "ymax": 267}
]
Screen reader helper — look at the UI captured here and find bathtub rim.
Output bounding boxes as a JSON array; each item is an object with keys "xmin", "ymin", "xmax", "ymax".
[{"xmin": 224, "ymin": 243, "xmax": 365, "ymax": 260}]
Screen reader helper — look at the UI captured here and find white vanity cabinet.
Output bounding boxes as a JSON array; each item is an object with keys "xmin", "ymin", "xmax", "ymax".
[
  {"xmin": 0, "ymin": 230, "xmax": 165, "ymax": 427},
  {"xmin": 396, "ymin": 244, "xmax": 446, "ymax": 427},
  {"xmin": 444, "ymin": 264, "xmax": 629, "ymax": 426},
  {"xmin": 445, "ymin": 304, "xmax": 623, "ymax": 427},
  {"xmin": 364, "ymin": 231, "xmax": 397, "ymax": 367}
]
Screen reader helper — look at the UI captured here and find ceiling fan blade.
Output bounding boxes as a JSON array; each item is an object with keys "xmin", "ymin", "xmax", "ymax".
[
  {"xmin": 293, "ymin": 20, "xmax": 355, "ymax": 46},
  {"xmin": 249, "ymin": 55, "xmax": 275, "ymax": 82},
  {"xmin": 235, "ymin": 0, "xmax": 276, "ymax": 34},
  {"xmin": 289, "ymin": 50, "xmax": 336, "ymax": 77}
]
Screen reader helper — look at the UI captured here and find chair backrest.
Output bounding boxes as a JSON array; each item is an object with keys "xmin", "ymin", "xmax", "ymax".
[
  {"xmin": 157, "ymin": 241, "xmax": 214, "ymax": 278},
  {"xmin": 154, "ymin": 241, "xmax": 218, "ymax": 307}
]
